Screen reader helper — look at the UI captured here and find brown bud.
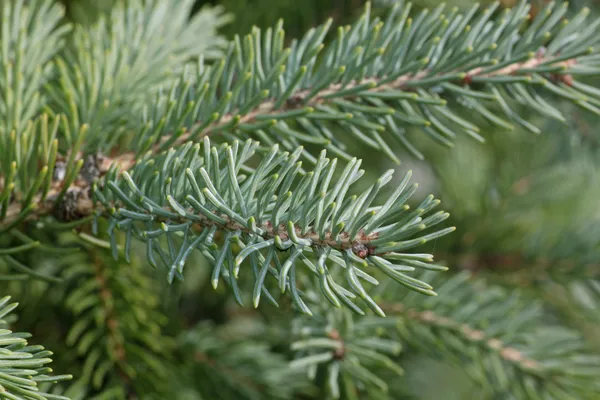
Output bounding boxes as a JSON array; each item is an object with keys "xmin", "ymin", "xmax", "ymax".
[
  {"xmin": 81, "ymin": 153, "xmax": 103, "ymax": 183},
  {"xmin": 352, "ymin": 241, "xmax": 370, "ymax": 259},
  {"xmin": 53, "ymin": 188, "xmax": 84, "ymax": 222}
]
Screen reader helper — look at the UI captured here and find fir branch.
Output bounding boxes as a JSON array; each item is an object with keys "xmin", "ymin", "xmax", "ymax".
[
  {"xmin": 0, "ymin": 128, "xmax": 448, "ymax": 314},
  {"xmin": 127, "ymin": 1, "xmax": 600, "ymax": 163},
  {"xmin": 92, "ymin": 137, "xmax": 453, "ymax": 315},
  {"xmin": 382, "ymin": 302, "xmax": 541, "ymax": 371},
  {"xmin": 1, "ymin": 1, "xmax": 599, "ymax": 399},
  {"xmin": 0, "ymin": 295, "xmax": 72, "ymax": 399},
  {"xmin": 5, "ymin": 0, "xmax": 600, "ymax": 252},
  {"xmin": 4, "ymin": 1, "xmax": 600, "ymax": 237},
  {"xmin": 179, "ymin": 320, "xmax": 308, "ymax": 400},
  {"xmin": 63, "ymin": 247, "xmax": 173, "ymax": 396},
  {"xmin": 150, "ymin": 41, "xmax": 580, "ymax": 154},
  {"xmin": 287, "ymin": 307, "xmax": 403, "ymax": 399},
  {"xmin": 383, "ymin": 271, "xmax": 600, "ymax": 398}
]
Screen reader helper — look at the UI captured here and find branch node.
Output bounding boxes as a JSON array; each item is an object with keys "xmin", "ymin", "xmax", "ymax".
[
  {"xmin": 53, "ymin": 188, "xmax": 86, "ymax": 222},
  {"xmin": 81, "ymin": 153, "xmax": 105, "ymax": 183}
]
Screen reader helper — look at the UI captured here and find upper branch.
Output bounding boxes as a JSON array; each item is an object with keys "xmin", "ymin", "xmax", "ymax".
[
  {"xmin": 156, "ymin": 45, "xmax": 579, "ymax": 153},
  {"xmin": 129, "ymin": 1, "xmax": 600, "ymax": 163}
]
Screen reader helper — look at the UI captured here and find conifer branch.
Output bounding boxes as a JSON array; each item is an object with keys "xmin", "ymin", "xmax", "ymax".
[
  {"xmin": 2, "ymin": 44, "xmax": 580, "ymax": 229},
  {"xmin": 385, "ymin": 271, "xmax": 600, "ymax": 397},
  {"xmin": 2, "ymin": 1, "xmax": 600, "ymax": 399},
  {"xmin": 382, "ymin": 302, "xmax": 541, "ymax": 371},
  {"xmin": 90, "ymin": 137, "xmax": 453, "ymax": 315},
  {"xmin": 128, "ymin": 1, "xmax": 600, "ymax": 164},
  {"xmin": 181, "ymin": 321, "xmax": 308, "ymax": 399},
  {"xmin": 152, "ymin": 47, "xmax": 580, "ymax": 154},
  {"xmin": 288, "ymin": 308, "xmax": 403, "ymax": 398},
  {"xmin": 0, "ymin": 1, "xmax": 598, "ymax": 317},
  {"xmin": 0, "ymin": 296, "xmax": 72, "ymax": 399},
  {"xmin": 63, "ymin": 247, "xmax": 172, "ymax": 395},
  {"xmin": 4, "ymin": 0, "xmax": 600, "ymax": 242}
]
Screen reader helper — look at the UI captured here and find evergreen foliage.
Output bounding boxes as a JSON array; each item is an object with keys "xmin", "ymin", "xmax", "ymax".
[
  {"xmin": 384, "ymin": 272, "xmax": 600, "ymax": 398},
  {"xmin": 62, "ymin": 248, "xmax": 173, "ymax": 397},
  {"xmin": 0, "ymin": 0, "xmax": 600, "ymax": 398},
  {"xmin": 0, "ymin": 296, "xmax": 71, "ymax": 399}
]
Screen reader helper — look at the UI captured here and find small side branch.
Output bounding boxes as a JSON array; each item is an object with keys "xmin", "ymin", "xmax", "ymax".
[{"xmin": 383, "ymin": 302, "xmax": 541, "ymax": 371}]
